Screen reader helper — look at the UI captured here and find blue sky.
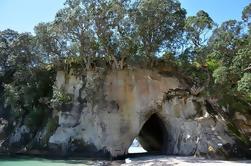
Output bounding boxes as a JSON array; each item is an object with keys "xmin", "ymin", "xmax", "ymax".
[
  {"xmin": 0, "ymin": 0, "xmax": 250, "ymax": 33},
  {"xmin": 0, "ymin": 0, "xmax": 65, "ymax": 33},
  {"xmin": 179, "ymin": 0, "xmax": 250, "ymax": 25}
]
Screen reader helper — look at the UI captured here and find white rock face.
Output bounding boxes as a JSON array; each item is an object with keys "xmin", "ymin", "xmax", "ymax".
[
  {"xmin": 48, "ymin": 69, "xmax": 235, "ymax": 157},
  {"xmin": 160, "ymin": 97, "xmax": 235, "ymax": 156}
]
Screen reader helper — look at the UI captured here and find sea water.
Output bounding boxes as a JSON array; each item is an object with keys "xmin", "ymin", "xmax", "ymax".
[
  {"xmin": 0, "ymin": 156, "xmax": 116, "ymax": 166},
  {"xmin": 0, "ymin": 142, "xmax": 146, "ymax": 166}
]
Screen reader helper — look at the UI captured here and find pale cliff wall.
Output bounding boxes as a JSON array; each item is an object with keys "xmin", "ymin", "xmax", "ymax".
[
  {"xmin": 0, "ymin": 69, "xmax": 250, "ymax": 158},
  {"xmin": 48, "ymin": 69, "xmax": 239, "ymax": 157},
  {"xmin": 49, "ymin": 69, "xmax": 182, "ymax": 156}
]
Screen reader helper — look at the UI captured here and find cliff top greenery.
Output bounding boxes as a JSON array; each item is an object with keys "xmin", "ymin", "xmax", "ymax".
[{"xmin": 0, "ymin": 0, "xmax": 251, "ymax": 126}]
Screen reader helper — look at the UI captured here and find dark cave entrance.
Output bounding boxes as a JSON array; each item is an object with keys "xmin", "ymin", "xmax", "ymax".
[{"xmin": 128, "ymin": 114, "xmax": 168, "ymax": 155}]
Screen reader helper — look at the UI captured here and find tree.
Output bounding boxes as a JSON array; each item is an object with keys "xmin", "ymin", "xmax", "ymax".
[
  {"xmin": 130, "ymin": 0, "xmax": 186, "ymax": 66},
  {"xmin": 34, "ymin": 22, "xmax": 69, "ymax": 63},
  {"xmin": 34, "ymin": 0, "xmax": 98, "ymax": 69},
  {"xmin": 207, "ymin": 3, "xmax": 251, "ymax": 103},
  {"xmin": 242, "ymin": 3, "xmax": 251, "ymax": 22},
  {"xmin": 208, "ymin": 20, "xmax": 243, "ymax": 95},
  {"xmin": 185, "ymin": 10, "xmax": 215, "ymax": 48},
  {"xmin": 208, "ymin": 20, "xmax": 244, "ymax": 66},
  {"xmin": 0, "ymin": 30, "xmax": 54, "ymax": 129},
  {"xmin": 0, "ymin": 29, "xmax": 19, "ymax": 80},
  {"xmin": 176, "ymin": 11, "xmax": 215, "ymax": 95},
  {"xmin": 92, "ymin": 0, "xmax": 134, "ymax": 69}
]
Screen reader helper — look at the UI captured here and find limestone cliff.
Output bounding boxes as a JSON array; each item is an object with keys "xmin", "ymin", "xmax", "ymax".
[
  {"xmin": 45, "ymin": 69, "xmax": 250, "ymax": 157},
  {"xmin": 0, "ymin": 69, "xmax": 250, "ymax": 158}
]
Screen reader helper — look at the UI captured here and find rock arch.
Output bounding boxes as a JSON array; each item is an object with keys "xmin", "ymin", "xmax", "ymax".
[
  {"xmin": 48, "ymin": 69, "xmax": 235, "ymax": 158},
  {"xmin": 137, "ymin": 113, "xmax": 168, "ymax": 153}
]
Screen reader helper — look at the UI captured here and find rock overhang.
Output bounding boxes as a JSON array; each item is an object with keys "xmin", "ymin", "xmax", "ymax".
[{"xmin": 47, "ymin": 69, "xmax": 237, "ymax": 158}]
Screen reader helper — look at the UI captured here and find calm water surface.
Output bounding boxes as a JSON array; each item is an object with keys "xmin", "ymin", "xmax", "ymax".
[
  {"xmin": 0, "ymin": 156, "xmax": 118, "ymax": 166},
  {"xmin": 0, "ymin": 145, "xmax": 144, "ymax": 166}
]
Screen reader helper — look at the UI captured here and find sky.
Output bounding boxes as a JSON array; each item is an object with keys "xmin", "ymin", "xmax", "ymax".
[
  {"xmin": 179, "ymin": 0, "xmax": 250, "ymax": 25},
  {"xmin": 0, "ymin": 0, "xmax": 65, "ymax": 33},
  {"xmin": 0, "ymin": 0, "xmax": 250, "ymax": 33}
]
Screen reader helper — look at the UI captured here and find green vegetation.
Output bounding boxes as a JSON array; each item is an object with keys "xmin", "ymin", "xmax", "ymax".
[
  {"xmin": 0, "ymin": 0, "xmax": 250, "ymax": 132},
  {"xmin": 50, "ymin": 86, "xmax": 73, "ymax": 109}
]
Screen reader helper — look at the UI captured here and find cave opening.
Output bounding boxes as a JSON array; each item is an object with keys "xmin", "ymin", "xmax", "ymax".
[{"xmin": 128, "ymin": 113, "xmax": 168, "ymax": 155}]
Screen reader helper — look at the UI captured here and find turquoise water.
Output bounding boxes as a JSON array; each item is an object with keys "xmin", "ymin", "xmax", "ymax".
[
  {"xmin": 0, "ymin": 157, "xmax": 115, "ymax": 166},
  {"xmin": 0, "ymin": 146, "xmax": 143, "ymax": 166}
]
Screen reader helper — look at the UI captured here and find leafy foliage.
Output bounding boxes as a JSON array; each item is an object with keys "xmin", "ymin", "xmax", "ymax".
[
  {"xmin": 237, "ymin": 73, "xmax": 251, "ymax": 100},
  {"xmin": 50, "ymin": 86, "xmax": 72, "ymax": 109},
  {"xmin": 0, "ymin": 0, "xmax": 251, "ymax": 133}
]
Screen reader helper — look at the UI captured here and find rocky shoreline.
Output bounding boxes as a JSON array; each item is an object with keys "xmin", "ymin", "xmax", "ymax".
[{"xmin": 1, "ymin": 69, "xmax": 251, "ymax": 159}]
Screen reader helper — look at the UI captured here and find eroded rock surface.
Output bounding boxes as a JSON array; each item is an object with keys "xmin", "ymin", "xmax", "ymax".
[
  {"xmin": 0, "ymin": 69, "xmax": 250, "ymax": 158},
  {"xmin": 234, "ymin": 112, "xmax": 251, "ymax": 142},
  {"xmin": 48, "ymin": 69, "xmax": 239, "ymax": 157}
]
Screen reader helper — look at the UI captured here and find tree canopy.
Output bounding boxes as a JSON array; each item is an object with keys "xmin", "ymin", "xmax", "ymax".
[{"xmin": 0, "ymin": 0, "xmax": 251, "ymax": 129}]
